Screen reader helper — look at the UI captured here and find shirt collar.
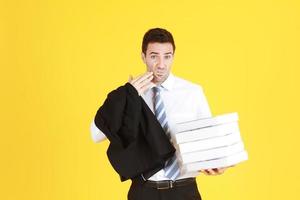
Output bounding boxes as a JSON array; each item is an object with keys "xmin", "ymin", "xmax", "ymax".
[
  {"xmin": 143, "ymin": 73, "xmax": 175, "ymax": 97},
  {"xmin": 159, "ymin": 73, "xmax": 175, "ymax": 91}
]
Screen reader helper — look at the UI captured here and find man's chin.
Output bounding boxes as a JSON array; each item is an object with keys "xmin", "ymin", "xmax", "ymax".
[{"xmin": 154, "ymin": 76, "xmax": 167, "ymax": 84}]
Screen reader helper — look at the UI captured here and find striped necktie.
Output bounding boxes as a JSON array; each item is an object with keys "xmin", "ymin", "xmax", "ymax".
[{"xmin": 153, "ymin": 86, "xmax": 181, "ymax": 180}]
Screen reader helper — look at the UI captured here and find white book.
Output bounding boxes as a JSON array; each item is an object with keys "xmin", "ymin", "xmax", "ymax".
[
  {"xmin": 176, "ymin": 112, "xmax": 238, "ymax": 133},
  {"xmin": 177, "ymin": 131, "xmax": 242, "ymax": 154},
  {"xmin": 174, "ymin": 122, "xmax": 240, "ymax": 144},
  {"xmin": 179, "ymin": 142, "xmax": 245, "ymax": 164},
  {"xmin": 181, "ymin": 151, "xmax": 248, "ymax": 172}
]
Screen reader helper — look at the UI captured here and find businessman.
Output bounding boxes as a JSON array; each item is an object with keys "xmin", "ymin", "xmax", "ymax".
[{"xmin": 91, "ymin": 28, "xmax": 232, "ymax": 200}]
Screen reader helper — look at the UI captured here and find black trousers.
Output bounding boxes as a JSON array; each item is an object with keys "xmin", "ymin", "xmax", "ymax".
[{"xmin": 127, "ymin": 178, "xmax": 202, "ymax": 200}]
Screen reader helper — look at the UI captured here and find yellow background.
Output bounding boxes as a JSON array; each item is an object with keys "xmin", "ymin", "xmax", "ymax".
[{"xmin": 1, "ymin": 0, "xmax": 300, "ymax": 199}]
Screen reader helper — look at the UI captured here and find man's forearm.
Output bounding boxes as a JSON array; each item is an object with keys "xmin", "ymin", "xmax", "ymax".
[{"xmin": 90, "ymin": 120, "xmax": 107, "ymax": 143}]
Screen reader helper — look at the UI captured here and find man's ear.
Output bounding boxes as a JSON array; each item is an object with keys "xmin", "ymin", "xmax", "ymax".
[{"xmin": 141, "ymin": 52, "xmax": 146, "ymax": 64}]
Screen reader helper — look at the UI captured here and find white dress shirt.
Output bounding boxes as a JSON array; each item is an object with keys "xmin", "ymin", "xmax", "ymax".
[{"xmin": 90, "ymin": 73, "xmax": 212, "ymax": 180}]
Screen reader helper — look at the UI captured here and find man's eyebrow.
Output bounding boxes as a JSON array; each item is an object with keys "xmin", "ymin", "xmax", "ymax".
[{"xmin": 149, "ymin": 52, "xmax": 173, "ymax": 55}]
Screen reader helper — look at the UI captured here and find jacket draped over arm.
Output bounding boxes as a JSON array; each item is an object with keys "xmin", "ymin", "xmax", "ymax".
[{"xmin": 94, "ymin": 83, "xmax": 175, "ymax": 181}]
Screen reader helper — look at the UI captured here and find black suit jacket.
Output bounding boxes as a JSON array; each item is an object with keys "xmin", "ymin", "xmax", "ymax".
[{"xmin": 94, "ymin": 83, "xmax": 176, "ymax": 182}]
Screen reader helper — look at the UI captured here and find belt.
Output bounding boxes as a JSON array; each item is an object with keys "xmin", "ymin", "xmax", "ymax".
[{"xmin": 133, "ymin": 176, "xmax": 196, "ymax": 190}]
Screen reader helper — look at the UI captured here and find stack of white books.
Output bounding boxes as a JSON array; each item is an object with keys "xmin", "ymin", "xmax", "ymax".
[{"xmin": 173, "ymin": 112, "xmax": 248, "ymax": 173}]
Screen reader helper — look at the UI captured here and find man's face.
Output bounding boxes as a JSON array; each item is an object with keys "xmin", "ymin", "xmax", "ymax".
[{"xmin": 141, "ymin": 42, "xmax": 174, "ymax": 85}]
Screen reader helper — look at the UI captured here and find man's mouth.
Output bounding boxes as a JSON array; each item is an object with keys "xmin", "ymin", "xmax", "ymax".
[{"xmin": 156, "ymin": 72, "xmax": 165, "ymax": 76}]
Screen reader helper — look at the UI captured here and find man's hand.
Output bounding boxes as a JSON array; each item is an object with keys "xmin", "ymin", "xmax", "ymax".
[
  {"xmin": 128, "ymin": 71, "xmax": 156, "ymax": 96},
  {"xmin": 199, "ymin": 165, "xmax": 235, "ymax": 176}
]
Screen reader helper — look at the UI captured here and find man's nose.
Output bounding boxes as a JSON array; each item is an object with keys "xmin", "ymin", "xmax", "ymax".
[{"xmin": 157, "ymin": 58, "xmax": 165, "ymax": 69}]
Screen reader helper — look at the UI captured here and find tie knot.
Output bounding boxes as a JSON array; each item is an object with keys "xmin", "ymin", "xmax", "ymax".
[{"xmin": 153, "ymin": 86, "xmax": 162, "ymax": 94}]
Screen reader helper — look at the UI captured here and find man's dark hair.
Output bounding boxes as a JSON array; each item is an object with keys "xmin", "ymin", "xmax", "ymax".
[{"xmin": 142, "ymin": 28, "xmax": 176, "ymax": 54}]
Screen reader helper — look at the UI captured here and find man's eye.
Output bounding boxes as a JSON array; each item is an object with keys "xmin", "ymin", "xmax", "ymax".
[
  {"xmin": 165, "ymin": 55, "xmax": 171, "ymax": 59},
  {"xmin": 150, "ymin": 55, "xmax": 156, "ymax": 59}
]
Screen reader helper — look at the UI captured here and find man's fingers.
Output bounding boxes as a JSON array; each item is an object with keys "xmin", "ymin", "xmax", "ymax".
[
  {"xmin": 200, "ymin": 167, "xmax": 228, "ymax": 176},
  {"xmin": 130, "ymin": 71, "xmax": 153, "ymax": 84},
  {"xmin": 202, "ymin": 169, "xmax": 214, "ymax": 175},
  {"xmin": 130, "ymin": 74, "xmax": 143, "ymax": 84},
  {"xmin": 213, "ymin": 168, "xmax": 225, "ymax": 174},
  {"xmin": 200, "ymin": 170, "xmax": 210, "ymax": 175},
  {"xmin": 207, "ymin": 169, "xmax": 217, "ymax": 175},
  {"xmin": 130, "ymin": 72, "xmax": 149, "ymax": 84},
  {"xmin": 128, "ymin": 71, "xmax": 156, "ymax": 96},
  {"xmin": 133, "ymin": 71, "xmax": 153, "ymax": 85},
  {"xmin": 138, "ymin": 74, "xmax": 154, "ymax": 88},
  {"xmin": 202, "ymin": 169, "xmax": 217, "ymax": 175},
  {"xmin": 200, "ymin": 169, "xmax": 209, "ymax": 175},
  {"xmin": 138, "ymin": 82, "xmax": 156, "ymax": 95},
  {"xmin": 132, "ymin": 73, "xmax": 154, "ymax": 93}
]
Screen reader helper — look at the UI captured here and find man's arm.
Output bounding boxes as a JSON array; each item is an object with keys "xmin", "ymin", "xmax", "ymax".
[
  {"xmin": 195, "ymin": 85, "xmax": 212, "ymax": 118},
  {"xmin": 90, "ymin": 120, "xmax": 107, "ymax": 143},
  {"xmin": 90, "ymin": 71, "xmax": 155, "ymax": 144}
]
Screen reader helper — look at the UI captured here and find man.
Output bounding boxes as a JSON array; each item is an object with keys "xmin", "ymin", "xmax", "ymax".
[{"xmin": 91, "ymin": 28, "xmax": 231, "ymax": 200}]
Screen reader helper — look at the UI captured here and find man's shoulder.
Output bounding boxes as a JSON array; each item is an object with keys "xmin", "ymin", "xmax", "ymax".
[{"xmin": 172, "ymin": 74, "xmax": 203, "ymax": 91}]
